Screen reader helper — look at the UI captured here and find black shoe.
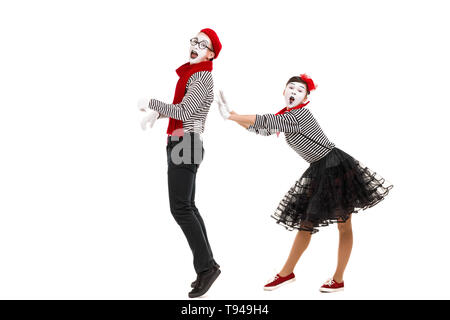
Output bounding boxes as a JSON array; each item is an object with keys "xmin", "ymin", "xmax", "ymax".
[
  {"xmin": 191, "ymin": 262, "xmax": 220, "ymax": 288},
  {"xmin": 188, "ymin": 266, "xmax": 221, "ymax": 298},
  {"xmin": 191, "ymin": 275, "xmax": 199, "ymax": 288}
]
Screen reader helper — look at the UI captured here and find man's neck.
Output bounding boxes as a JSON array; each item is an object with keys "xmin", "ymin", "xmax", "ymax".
[{"xmin": 189, "ymin": 59, "xmax": 209, "ymax": 65}]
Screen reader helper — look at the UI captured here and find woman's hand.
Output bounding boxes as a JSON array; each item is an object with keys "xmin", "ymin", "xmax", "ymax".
[
  {"xmin": 216, "ymin": 90, "xmax": 232, "ymax": 120},
  {"xmin": 215, "ymin": 90, "xmax": 254, "ymax": 128}
]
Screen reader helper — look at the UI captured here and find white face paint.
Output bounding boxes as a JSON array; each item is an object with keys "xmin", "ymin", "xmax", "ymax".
[
  {"xmin": 284, "ymin": 82, "xmax": 308, "ymax": 108},
  {"xmin": 189, "ymin": 32, "xmax": 212, "ymax": 64}
]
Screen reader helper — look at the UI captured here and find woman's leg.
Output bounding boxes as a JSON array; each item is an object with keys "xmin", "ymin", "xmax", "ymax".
[
  {"xmin": 333, "ymin": 216, "xmax": 353, "ymax": 283},
  {"xmin": 279, "ymin": 229, "xmax": 312, "ymax": 277}
]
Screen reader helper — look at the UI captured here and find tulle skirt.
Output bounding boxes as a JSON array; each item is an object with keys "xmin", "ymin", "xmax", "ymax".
[{"xmin": 272, "ymin": 147, "xmax": 393, "ymax": 233}]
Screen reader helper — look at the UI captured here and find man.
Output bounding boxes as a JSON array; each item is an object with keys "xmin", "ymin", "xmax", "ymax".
[{"xmin": 139, "ymin": 28, "xmax": 222, "ymax": 298}]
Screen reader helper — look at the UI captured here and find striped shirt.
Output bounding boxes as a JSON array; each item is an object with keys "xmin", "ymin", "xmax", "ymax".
[
  {"xmin": 248, "ymin": 107, "xmax": 335, "ymax": 163},
  {"xmin": 148, "ymin": 71, "xmax": 214, "ymax": 134}
]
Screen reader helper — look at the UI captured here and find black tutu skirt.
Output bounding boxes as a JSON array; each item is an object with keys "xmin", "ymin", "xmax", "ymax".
[{"xmin": 272, "ymin": 147, "xmax": 393, "ymax": 234}]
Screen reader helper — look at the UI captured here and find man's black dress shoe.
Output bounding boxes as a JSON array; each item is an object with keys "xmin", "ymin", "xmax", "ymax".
[
  {"xmin": 191, "ymin": 276, "xmax": 198, "ymax": 289},
  {"xmin": 188, "ymin": 266, "xmax": 221, "ymax": 298},
  {"xmin": 191, "ymin": 262, "xmax": 220, "ymax": 288}
]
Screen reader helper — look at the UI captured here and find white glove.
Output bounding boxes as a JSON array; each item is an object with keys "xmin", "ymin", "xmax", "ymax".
[
  {"xmin": 216, "ymin": 90, "xmax": 231, "ymax": 120},
  {"xmin": 138, "ymin": 98, "xmax": 150, "ymax": 112},
  {"xmin": 140, "ymin": 110, "xmax": 159, "ymax": 130}
]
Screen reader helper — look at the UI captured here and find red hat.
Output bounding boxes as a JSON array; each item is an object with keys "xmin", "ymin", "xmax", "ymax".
[
  {"xmin": 300, "ymin": 74, "xmax": 317, "ymax": 92},
  {"xmin": 200, "ymin": 28, "xmax": 222, "ymax": 59}
]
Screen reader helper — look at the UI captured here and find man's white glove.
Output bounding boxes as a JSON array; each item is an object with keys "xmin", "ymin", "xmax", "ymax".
[
  {"xmin": 138, "ymin": 98, "xmax": 151, "ymax": 112},
  {"xmin": 140, "ymin": 110, "xmax": 159, "ymax": 130},
  {"xmin": 138, "ymin": 98, "xmax": 161, "ymax": 130},
  {"xmin": 216, "ymin": 90, "xmax": 231, "ymax": 120}
]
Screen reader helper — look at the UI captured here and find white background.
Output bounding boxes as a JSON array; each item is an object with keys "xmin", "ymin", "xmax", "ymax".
[{"xmin": 1, "ymin": 0, "xmax": 449, "ymax": 300}]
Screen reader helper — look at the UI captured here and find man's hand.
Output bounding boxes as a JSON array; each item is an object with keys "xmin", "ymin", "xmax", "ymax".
[
  {"xmin": 216, "ymin": 90, "xmax": 232, "ymax": 120},
  {"xmin": 138, "ymin": 98, "xmax": 150, "ymax": 112},
  {"xmin": 140, "ymin": 110, "xmax": 159, "ymax": 130}
]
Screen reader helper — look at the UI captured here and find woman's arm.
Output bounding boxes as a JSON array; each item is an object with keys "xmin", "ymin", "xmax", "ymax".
[
  {"xmin": 229, "ymin": 112, "xmax": 256, "ymax": 129},
  {"xmin": 229, "ymin": 111, "xmax": 302, "ymax": 135},
  {"xmin": 217, "ymin": 91, "xmax": 302, "ymax": 134},
  {"xmin": 253, "ymin": 112, "xmax": 302, "ymax": 133}
]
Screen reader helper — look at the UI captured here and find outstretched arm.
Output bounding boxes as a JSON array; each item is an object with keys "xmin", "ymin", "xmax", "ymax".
[
  {"xmin": 230, "ymin": 112, "xmax": 302, "ymax": 136},
  {"xmin": 251, "ymin": 112, "xmax": 302, "ymax": 133},
  {"xmin": 229, "ymin": 112, "xmax": 273, "ymax": 136},
  {"xmin": 147, "ymin": 79, "xmax": 207, "ymax": 121},
  {"xmin": 229, "ymin": 112, "xmax": 256, "ymax": 129},
  {"xmin": 217, "ymin": 90, "xmax": 302, "ymax": 135}
]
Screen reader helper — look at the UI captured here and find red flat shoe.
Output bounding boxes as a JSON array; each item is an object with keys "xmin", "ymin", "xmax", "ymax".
[
  {"xmin": 264, "ymin": 273, "xmax": 296, "ymax": 291},
  {"xmin": 319, "ymin": 278, "xmax": 344, "ymax": 293}
]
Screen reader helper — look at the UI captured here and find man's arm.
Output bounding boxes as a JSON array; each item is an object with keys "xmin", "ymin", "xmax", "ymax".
[{"xmin": 148, "ymin": 79, "xmax": 207, "ymax": 121}]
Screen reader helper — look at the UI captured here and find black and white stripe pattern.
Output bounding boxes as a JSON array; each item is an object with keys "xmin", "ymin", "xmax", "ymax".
[
  {"xmin": 148, "ymin": 71, "xmax": 214, "ymax": 134},
  {"xmin": 248, "ymin": 107, "xmax": 335, "ymax": 163}
]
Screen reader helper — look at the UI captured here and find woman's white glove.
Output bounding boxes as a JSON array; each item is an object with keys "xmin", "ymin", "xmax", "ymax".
[
  {"xmin": 216, "ymin": 90, "xmax": 231, "ymax": 120},
  {"xmin": 140, "ymin": 110, "xmax": 159, "ymax": 130}
]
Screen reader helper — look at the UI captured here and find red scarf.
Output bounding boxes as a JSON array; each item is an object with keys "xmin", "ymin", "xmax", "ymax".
[
  {"xmin": 274, "ymin": 101, "xmax": 309, "ymax": 137},
  {"xmin": 167, "ymin": 60, "xmax": 213, "ymax": 136}
]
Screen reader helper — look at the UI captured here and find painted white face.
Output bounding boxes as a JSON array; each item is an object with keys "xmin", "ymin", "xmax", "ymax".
[
  {"xmin": 189, "ymin": 32, "xmax": 212, "ymax": 64},
  {"xmin": 284, "ymin": 82, "xmax": 307, "ymax": 108}
]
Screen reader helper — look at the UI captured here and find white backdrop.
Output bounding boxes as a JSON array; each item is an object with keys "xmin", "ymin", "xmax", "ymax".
[{"xmin": 1, "ymin": 0, "xmax": 449, "ymax": 300}]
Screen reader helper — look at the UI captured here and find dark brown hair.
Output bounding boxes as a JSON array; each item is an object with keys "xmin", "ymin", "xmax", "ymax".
[{"xmin": 286, "ymin": 76, "xmax": 310, "ymax": 94}]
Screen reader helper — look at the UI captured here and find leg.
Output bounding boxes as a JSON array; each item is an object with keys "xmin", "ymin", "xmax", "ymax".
[
  {"xmin": 333, "ymin": 215, "xmax": 353, "ymax": 283},
  {"xmin": 168, "ymin": 163, "xmax": 215, "ymax": 274},
  {"xmin": 279, "ymin": 228, "xmax": 313, "ymax": 277},
  {"xmin": 190, "ymin": 169, "xmax": 218, "ymax": 267}
]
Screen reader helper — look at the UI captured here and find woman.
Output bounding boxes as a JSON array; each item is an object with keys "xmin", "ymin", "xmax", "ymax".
[{"xmin": 217, "ymin": 74, "xmax": 393, "ymax": 292}]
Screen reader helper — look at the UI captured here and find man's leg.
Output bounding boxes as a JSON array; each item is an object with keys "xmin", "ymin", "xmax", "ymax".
[
  {"xmin": 190, "ymin": 175, "xmax": 218, "ymax": 267},
  {"xmin": 168, "ymin": 162, "xmax": 215, "ymax": 274}
]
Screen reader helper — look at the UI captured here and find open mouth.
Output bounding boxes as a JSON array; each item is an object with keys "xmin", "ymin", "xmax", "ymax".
[
  {"xmin": 289, "ymin": 96, "xmax": 295, "ymax": 104},
  {"xmin": 190, "ymin": 50, "xmax": 198, "ymax": 59}
]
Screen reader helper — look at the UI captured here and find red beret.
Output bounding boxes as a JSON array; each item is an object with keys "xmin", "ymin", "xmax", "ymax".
[
  {"xmin": 200, "ymin": 28, "xmax": 222, "ymax": 59},
  {"xmin": 300, "ymin": 74, "xmax": 317, "ymax": 92}
]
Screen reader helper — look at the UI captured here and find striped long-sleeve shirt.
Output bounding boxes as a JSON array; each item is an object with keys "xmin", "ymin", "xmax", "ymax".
[
  {"xmin": 148, "ymin": 71, "xmax": 214, "ymax": 134},
  {"xmin": 248, "ymin": 107, "xmax": 335, "ymax": 163}
]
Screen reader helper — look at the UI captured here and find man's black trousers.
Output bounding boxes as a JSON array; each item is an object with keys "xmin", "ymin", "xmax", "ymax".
[{"xmin": 166, "ymin": 133, "xmax": 216, "ymax": 274}]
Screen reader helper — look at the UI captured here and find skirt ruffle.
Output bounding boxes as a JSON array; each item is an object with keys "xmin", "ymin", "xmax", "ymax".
[{"xmin": 272, "ymin": 147, "xmax": 393, "ymax": 234}]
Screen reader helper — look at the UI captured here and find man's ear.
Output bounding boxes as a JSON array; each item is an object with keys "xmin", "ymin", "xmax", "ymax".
[{"xmin": 208, "ymin": 50, "xmax": 215, "ymax": 60}]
